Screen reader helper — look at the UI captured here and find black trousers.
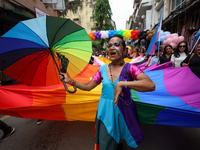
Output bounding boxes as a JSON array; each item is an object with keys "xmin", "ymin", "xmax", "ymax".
[{"xmin": 0, "ymin": 120, "xmax": 10, "ymax": 134}]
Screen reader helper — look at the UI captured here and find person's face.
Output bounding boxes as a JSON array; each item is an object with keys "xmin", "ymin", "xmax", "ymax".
[
  {"xmin": 197, "ymin": 44, "xmax": 200, "ymax": 54},
  {"xmin": 178, "ymin": 42, "xmax": 187, "ymax": 52},
  {"xmin": 165, "ymin": 46, "xmax": 172, "ymax": 55},
  {"xmin": 106, "ymin": 37, "xmax": 124, "ymax": 61}
]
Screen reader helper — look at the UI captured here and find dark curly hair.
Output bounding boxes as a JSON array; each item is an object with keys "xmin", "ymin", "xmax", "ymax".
[{"xmin": 108, "ymin": 34, "xmax": 126, "ymax": 50}]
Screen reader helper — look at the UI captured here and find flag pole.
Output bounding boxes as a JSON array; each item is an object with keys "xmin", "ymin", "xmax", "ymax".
[{"xmin": 190, "ymin": 36, "xmax": 200, "ymax": 54}]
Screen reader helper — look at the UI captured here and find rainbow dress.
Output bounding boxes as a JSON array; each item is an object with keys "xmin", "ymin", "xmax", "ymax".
[{"xmin": 93, "ymin": 63, "xmax": 143, "ymax": 150}]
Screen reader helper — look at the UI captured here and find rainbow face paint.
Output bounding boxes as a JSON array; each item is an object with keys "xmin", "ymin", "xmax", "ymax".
[{"xmin": 106, "ymin": 42, "xmax": 122, "ymax": 58}]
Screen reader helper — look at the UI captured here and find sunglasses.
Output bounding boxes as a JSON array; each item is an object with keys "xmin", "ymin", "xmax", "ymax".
[
  {"xmin": 179, "ymin": 45, "xmax": 186, "ymax": 48},
  {"xmin": 106, "ymin": 42, "xmax": 121, "ymax": 48}
]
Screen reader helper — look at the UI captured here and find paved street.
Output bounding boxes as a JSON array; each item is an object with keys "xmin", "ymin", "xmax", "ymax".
[{"xmin": 1, "ymin": 115, "xmax": 200, "ymax": 150}]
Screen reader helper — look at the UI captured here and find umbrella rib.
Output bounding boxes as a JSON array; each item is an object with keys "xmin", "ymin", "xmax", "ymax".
[
  {"xmin": 52, "ymin": 20, "xmax": 84, "ymax": 48},
  {"xmin": 21, "ymin": 23, "xmax": 48, "ymax": 47},
  {"xmin": 15, "ymin": 50, "xmax": 49, "ymax": 85},
  {"xmin": 54, "ymin": 40, "xmax": 91, "ymax": 49}
]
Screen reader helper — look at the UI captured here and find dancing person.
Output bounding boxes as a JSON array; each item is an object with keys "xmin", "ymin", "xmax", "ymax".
[
  {"xmin": 59, "ymin": 35, "xmax": 155, "ymax": 150},
  {"xmin": 181, "ymin": 43, "xmax": 200, "ymax": 78},
  {"xmin": 171, "ymin": 41, "xmax": 189, "ymax": 68},
  {"xmin": 0, "ymin": 120, "xmax": 15, "ymax": 141},
  {"xmin": 159, "ymin": 45, "xmax": 172, "ymax": 64}
]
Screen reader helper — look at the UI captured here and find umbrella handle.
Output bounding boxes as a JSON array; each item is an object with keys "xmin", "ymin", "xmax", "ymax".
[{"xmin": 61, "ymin": 79, "xmax": 77, "ymax": 93}]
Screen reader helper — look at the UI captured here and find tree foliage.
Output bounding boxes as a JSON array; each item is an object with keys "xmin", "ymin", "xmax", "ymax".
[
  {"xmin": 92, "ymin": 0, "xmax": 114, "ymax": 31},
  {"xmin": 92, "ymin": 0, "xmax": 114, "ymax": 49},
  {"xmin": 61, "ymin": 0, "xmax": 82, "ymax": 16}
]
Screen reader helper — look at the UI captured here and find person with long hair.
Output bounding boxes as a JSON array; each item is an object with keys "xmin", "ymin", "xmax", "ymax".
[
  {"xmin": 181, "ymin": 43, "xmax": 200, "ymax": 78},
  {"xmin": 171, "ymin": 41, "xmax": 189, "ymax": 68},
  {"xmin": 159, "ymin": 45, "xmax": 172, "ymax": 64},
  {"xmin": 59, "ymin": 34, "xmax": 155, "ymax": 150}
]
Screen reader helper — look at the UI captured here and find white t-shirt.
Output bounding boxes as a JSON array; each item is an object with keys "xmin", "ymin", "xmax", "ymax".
[{"xmin": 171, "ymin": 52, "xmax": 187, "ymax": 68}]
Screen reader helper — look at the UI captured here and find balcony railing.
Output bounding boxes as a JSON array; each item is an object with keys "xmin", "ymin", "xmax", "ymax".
[{"xmin": 171, "ymin": 0, "xmax": 192, "ymax": 12}]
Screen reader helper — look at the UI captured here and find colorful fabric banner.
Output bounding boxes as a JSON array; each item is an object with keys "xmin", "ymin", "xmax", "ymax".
[
  {"xmin": 146, "ymin": 17, "xmax": 162, "ymax": 55},
  {"xmin": 1, "ymin": 62, "xmax": 200, "ymax": 127}
]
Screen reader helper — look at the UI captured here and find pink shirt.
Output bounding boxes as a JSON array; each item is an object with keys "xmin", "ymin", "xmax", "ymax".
[{"xmin": 92, "ymin": 64, "xmax": 143, "ymax": 85}]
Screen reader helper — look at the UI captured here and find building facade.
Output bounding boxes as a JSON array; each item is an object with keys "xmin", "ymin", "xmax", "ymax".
[
  {"xmin": 128, "ymin": 0, "xmax": 200, "ymax": 47},
  {"xmin": 65, "ymin": 0, "xmax": 95, "ymax": 33},
  {"xmin": 0, "ymin": 0, "xmax": 64, "ymax": 35}
]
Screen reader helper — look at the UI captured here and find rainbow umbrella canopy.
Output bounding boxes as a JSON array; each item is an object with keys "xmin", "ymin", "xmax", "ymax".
[{"xmin": 0, "ymin": 16, "xmax": 92, "ymax": 87}]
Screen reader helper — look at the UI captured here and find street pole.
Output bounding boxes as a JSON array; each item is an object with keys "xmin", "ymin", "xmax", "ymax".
[{"xmin": 190, "ymin": 36, "xmax": 200, "ymax": 54}]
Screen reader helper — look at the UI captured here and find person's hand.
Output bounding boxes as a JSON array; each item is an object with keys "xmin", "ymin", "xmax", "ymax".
[
  {"xmin": 182, "ymin": 63, "xmax": 188, "ymax": 67},
  {"xmin": 59, "ymin": 73, "xmax": 72, "ymax": 84},
  {"xmin": 114, "ymin": 82, "xmax": 123, "ymax": 106}
]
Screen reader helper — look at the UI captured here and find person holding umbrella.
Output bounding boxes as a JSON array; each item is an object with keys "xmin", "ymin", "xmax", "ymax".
[{"xmin": 60, "ymin": 35, "xmax": 155, "ymax": 150}]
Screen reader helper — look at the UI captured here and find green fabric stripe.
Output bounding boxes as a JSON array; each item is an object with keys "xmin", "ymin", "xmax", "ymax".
[
  {"xmin": 130, "ymin": 89, "xmax": 168, "ymax": 124},
  {"xmin": 135, "ymin": 101, "xmax": 167, "ymax": 124},
  {"xmin": 95, "ymin": 117, "xmax": 118, "ymax": 150},
  {"xmin": 46, "ymin": 16, "xmax": 83, "ymax": 47},
  {"xmin": 131, "ymin": 89, "xmax": 141, "ymax": 102},
  {"xmin": 53, "ymin": 29, "xmax": 91, "ymax": 48}
]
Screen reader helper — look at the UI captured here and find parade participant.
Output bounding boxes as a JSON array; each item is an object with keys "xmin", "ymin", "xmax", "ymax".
[
  {"xmin": 139, "ymin": 48, "xmax": 145, "ymax": 56},
  {"xmin": 147, "ymin": 49, "xmax": 162, "ymax": 66},
  {"xmin": 159, "ymin": 45, "xmax": 172, "ymax": 64},
  {"xmin": 181, "ymin": 43, "xmax": 200, "ymax": 78},
  {"xmin": 59, "ymin": 34, "xmax": 155, "ymax": 150},
  {"xmin": 89, "ymin": 51, "xmax": 95, "ymax": 64},
  {"xmin": 0, "ymin": 120, "xmax": 15, "ymax": 141},
  {"xmin": 171, "ymin": 41, "xmax": 189, "ymax": 68},
  {"xmin": 129, "ymin": 47, "xmax": 139, "ymax": 59},
  {"xmin": 0, "ymin": 83, "xmax": 15, "ymax": 141}
]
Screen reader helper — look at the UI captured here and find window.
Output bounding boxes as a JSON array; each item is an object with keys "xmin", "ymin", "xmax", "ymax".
[
  {"xmin": 89, "ymin": 4, "xmax": 94, "ymax": 8},
  {"xmin": 90, "ymin": 16, "xmax": 93, "ymax": 22},
  {"xmin": 158, "ymin": 6, "xmax": 163, "ymax": 21},
  {"xmin": 73, "ymin": 18, "xmax": 79, "ymax": 21},
  {"xmin": 171, "ymin": 0, "xmax": 186, "ymax": 11}
]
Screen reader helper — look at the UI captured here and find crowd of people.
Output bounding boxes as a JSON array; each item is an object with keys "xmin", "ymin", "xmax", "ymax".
[
  {"xmin": 1, "ymin": 35, "xmax": 199, "ymax": 149},
  {"xmin": 91, "ymin": 40, "xmax": 200, "ymax": 79}
]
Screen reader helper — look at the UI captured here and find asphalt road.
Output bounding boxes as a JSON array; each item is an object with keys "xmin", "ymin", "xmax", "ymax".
[{"xmin": 1, "ymin": 115, "xmax": 200, "ymax": 150}]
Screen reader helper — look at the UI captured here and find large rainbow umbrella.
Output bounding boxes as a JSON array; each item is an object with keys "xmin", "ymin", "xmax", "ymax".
[{"xmin": 0, "ymin": 16, "xmax": 92, "ymax": 92}]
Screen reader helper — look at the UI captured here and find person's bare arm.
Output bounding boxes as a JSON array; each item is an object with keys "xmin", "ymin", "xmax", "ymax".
[
  {"xmin": 114, "ymin": 73, "xmax": 155, "ymax": 106},
  {"xmin": 59, "ymin": 73, "xmax": 98, "ymax": 91}
]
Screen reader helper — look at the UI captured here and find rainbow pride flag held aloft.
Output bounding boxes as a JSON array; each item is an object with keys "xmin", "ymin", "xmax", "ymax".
[
  {"xmin": 1, "ymin": 62, "xmax": 200, "ymax": 127},
  {"xmin": 146, "ymin": 17, "xmax": 162, "ymax": 55}
]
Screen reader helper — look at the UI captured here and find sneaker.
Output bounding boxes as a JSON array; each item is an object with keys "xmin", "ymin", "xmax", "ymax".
[
  {"xmin": 0, "ymin": 127, "xmax": 15, "ymax": 141},
  {"xmin": 37, "ymin": 119, "xmax": 44, "ymax": 125}
]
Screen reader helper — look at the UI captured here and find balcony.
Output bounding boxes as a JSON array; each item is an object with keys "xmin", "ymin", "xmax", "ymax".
[{"xmin": 42, "ymin": 0, "xmax": 58, "ymax": 4}]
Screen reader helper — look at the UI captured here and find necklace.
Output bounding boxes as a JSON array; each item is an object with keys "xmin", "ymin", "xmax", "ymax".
[
  {"xmin": 108, "ymin": 60, "xmax": 125, "ymax": 67},
  {"xmin": 109, "ymin": 63, "xmax": 132, "ymax": 106}
]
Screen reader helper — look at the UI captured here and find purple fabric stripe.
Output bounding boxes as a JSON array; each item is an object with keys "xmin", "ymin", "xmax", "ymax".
[
  {"xmin": 118, "ymin": 63, "xmax": 143, "ymax": 145},
  {"xmin": 164, "ymin": 66, "xmax": 200, "ymax": 111}
]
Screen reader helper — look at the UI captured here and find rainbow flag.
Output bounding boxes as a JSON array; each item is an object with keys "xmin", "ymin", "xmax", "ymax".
[
  {"xmin": 146, "ymin": 17, "xmax": 162, "ymax": 55},
  {"xmin": 1, "ymin": 63, "xmax": 200, "ymax": 127}
]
